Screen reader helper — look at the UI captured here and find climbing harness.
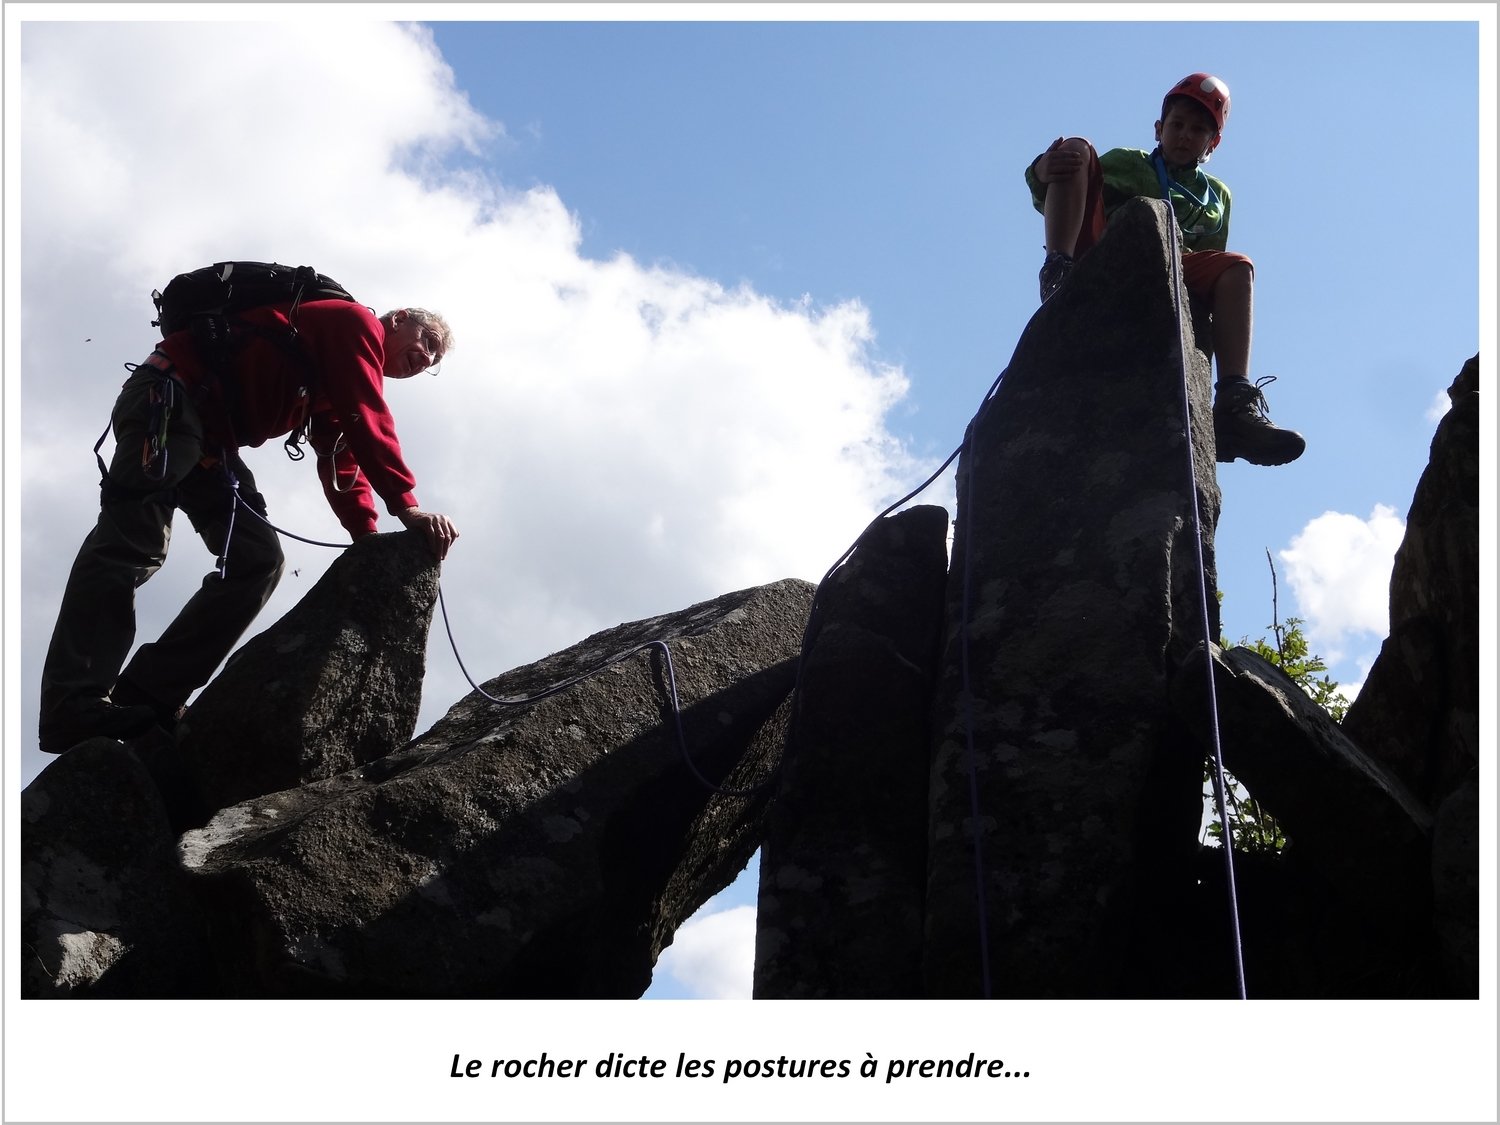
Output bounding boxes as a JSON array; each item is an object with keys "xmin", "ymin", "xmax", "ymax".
[
  {"xmin": 140, "ymin": 376, "xmax": 177, "ymax": 482},
  {"xmin": 94, "ymin": 353, "xmax": 182, "ymax": 487}
]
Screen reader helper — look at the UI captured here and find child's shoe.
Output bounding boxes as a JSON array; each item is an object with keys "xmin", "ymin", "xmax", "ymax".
[
  {"xmin": 1039, "ymin": 251, "xmax": 1073, "ymax": 303},
  {"xmin": 1213, "ymin": 376, "xmax": 1306, "ymax": 466}
]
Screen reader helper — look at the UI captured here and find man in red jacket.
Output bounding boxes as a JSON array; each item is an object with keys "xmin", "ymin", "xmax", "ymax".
[{"xmin": 38, "ymin": 300, "xmax": 459, "ymax": 756}]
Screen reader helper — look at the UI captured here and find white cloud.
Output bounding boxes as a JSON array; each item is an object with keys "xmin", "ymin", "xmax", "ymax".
[
  {"xmin": 1277, "ymin": 505, "xmax": 1406, "ymax": 664},
  {"xmin": 1426, "ymin": 388, "xmax": 1453, "ymax": 423},
  {"xmin": 15, "ymin": 22, "xmax": 931, "ymax": 789},
  {"xmin": 653, "ymin": 904, "xmax": 757, "ymax": 1000}
]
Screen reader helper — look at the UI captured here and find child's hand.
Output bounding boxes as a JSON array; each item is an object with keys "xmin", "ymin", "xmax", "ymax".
[{"xmin": 1034, "ymin": 137, "xmax": 1086, "ymax": 184}]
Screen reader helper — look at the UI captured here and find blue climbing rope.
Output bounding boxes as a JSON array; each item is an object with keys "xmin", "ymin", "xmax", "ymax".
[
  {"xmin": 226, "ymin": 369, "xmax": 1008, "ymax": 987},
  {"xmin": 232, "ymin": 493, "xmax": 760, "ymax": 797},
  {"xmin": 1161, "ymin": 203, "xmax": 1250, "ymax": 1001},
  {"xmin": 231, "ymin": 483, "xmax": 349, "ymax": 550},
  {"xmin": 224, "ymin": 274, "xmax": 1239, "ymax": 1001}
]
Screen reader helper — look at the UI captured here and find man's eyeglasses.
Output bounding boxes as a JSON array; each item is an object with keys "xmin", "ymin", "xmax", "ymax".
[{"xmin": 419, "ymin": 331, "xmax": 444, "ymax": 376}]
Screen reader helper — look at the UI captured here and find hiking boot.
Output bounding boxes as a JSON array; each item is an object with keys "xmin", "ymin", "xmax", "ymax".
[
  {"xmin": 38, "ymin": 697, "xmax": 158, "ymax": 756},
  {"xmin": 1214, "ymin": 376, "xmax": 1306, "ymax": 466},
  {"xmin": 111, "ymin": 676, "xmax": 184, "ymax": 731},
  {"xmin": 1039, "ymin": 251, "xmax": 1074, "ymax": 303}
]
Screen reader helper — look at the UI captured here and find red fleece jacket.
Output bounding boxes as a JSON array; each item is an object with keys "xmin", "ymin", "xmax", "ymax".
[{"xmin": 158, "ymin": 300, "xmax": 420, "ymax": 536}]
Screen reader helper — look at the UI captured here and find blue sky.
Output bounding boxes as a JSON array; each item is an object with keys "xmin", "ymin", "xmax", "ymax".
[
  {"xmin": 7, "ymin": 7, "xmax": 1493, "ymax": 1123},
  {"xmin": 431, "ymin": 14, "xmax": 1480, "ymax": 673},
  {"xmin": 424, "ymin": 14, "xmax": 1484, "ymax": 1002}
]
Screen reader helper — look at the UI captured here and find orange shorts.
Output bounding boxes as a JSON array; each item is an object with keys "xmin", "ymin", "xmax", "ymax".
[{"xmin": 1072, "ymin": 145, "xmax": 1253, "ymax": 305}]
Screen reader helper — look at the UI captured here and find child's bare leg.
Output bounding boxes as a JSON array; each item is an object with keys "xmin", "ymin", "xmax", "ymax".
[
  {"xmin": 1210, "ymin": 262, "xmax": 1253, "ymax": 378},
  {"xmin": 1041, "ymin": 137, "xmax": 1092, "ymax": 256},
  {"xmin": 1209, "ymin": 262, "xmax": 1305, "ymax": 466}
]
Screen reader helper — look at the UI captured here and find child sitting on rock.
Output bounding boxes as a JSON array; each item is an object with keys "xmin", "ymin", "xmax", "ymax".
[{"xmin": 1024, "ymin": 72, "xmax": 1305, "ymax": 467}]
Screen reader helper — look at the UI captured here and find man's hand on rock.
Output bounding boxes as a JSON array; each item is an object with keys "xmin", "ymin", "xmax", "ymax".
[{"xmin": 400, "ymin": 507, "xmax": 459, "ymax": 561}]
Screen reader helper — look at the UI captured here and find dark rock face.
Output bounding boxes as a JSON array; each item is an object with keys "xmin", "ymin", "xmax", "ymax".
[
  {"xmin": 179, "ymin": 579, "xmax": 813, "ymax": 998},
  {"xmin": 1343, "ymin": 356, "xmax": 1478, "ymax": 807},
  {"xmin": 1340, "ymin": 354, "xmax": 1480, "ymax": 997},
  {"xmin": 20, "ymin": 739, "xmax": 214, "ymax": 998},
  {"xmin": 753, "ymin": 214, "xmax": 1472, "ymax": 1002},
  {"xmin": 1166, "ymin": 355, "xmax": 1480, "ymax": 998},
  {"xmin": 754, "ymin": 505, "xmax": 950, "ymax": 998},
  {"xmin": 924, "ymin": 199, "xmax": 1219, "ymax": 998},
  {"xmin": 1430, "ymin": 768, "xmax": 1479, "ymax": 995},
  {"xmin": 1176, "ymin": 645, "xmax": 1432, "ymax": 910},
  {"xmin": 1172, "ymin": 644, "xmax": 1439, "ymax": 996},
  {"xmin": 176, "ymin": 531, "xmax": 440, "ymax": 813},
  {"xmin": 22, "ymin": 522, "xmax": 812, "ymax": 999},
  {"xmin": 21, "ymin": 241, "xmax": 1474, "ymax": 1002}
]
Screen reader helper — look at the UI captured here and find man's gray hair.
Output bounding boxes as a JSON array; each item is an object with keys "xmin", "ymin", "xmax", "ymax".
[{"xmin": 382, "ymin": 307, "xmax": 455, "ymax": 357}]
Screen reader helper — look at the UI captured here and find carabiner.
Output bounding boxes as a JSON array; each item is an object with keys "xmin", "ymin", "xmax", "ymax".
[
  {"xmin": 319, "ymin": 431, "xmax": 358, "ymax": 493},
  {"xmin": 140, "ymin": 376, "xmax": 177, "ymax": 482}
]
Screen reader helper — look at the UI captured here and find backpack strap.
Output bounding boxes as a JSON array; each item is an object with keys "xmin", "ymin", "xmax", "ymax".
[
  {"xmin": 153, "ymin": 262, "xmax": 354, "ymax": 460},
  {"xmin": 189, "ymin": 297, "xmax": 325, "ymax": 459}
]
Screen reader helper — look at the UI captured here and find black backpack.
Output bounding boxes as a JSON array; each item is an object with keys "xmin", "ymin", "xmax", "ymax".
[
  {"xmin": 150, "ymin": 261, "xmax": 359, "ymax": 457},
  {"xmin": 151, "ymin": 261, "xmax": 356, "ymax": 338}
]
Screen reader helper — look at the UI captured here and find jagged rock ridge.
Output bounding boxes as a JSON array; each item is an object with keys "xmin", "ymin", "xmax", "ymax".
[
  {"xmin": 23, "ymin": 533, "xmax": 814, "ymax": 998},
  {"xmin": 22, "ymin": 201, "xmax": 1477, "ymax": 999},
  {"xmin": 756, "ymin": 203, "xmax": 1477, "ymax": 999}
]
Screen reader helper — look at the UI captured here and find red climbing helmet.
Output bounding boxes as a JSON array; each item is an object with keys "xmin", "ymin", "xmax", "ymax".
[{"xmin": 1164, "ymin": 73, "xmax": 1230, "ymax": 132}]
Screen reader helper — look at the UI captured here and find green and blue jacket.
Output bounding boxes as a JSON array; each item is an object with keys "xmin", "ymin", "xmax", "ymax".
[{"xmin": 1025, "ymin": 146, "xmax": 1232, "ymax": 253}]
